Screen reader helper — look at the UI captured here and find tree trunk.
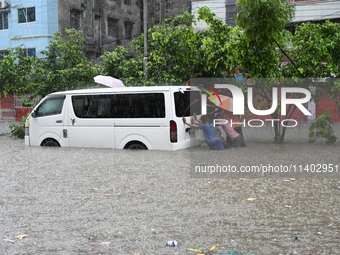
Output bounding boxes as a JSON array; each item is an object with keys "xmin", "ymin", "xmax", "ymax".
[{"xmin": 271, "ymin": 113, "xmax": 282, "ymax": 143}]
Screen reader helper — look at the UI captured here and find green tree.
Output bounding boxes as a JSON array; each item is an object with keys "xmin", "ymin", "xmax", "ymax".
[
  {"xmin": 236, "ymin": 0, "xmax": 295, "ymax": 78},
  {"xmin": 283, "ymin": 21, "xmax": 340, "ymax": 78},
  {"xmin": 308, "ymin": 110, "xmax": 337, "ymax": 145},
  {"xmin": 130, "ymin": 12, "xmax": 203, "ymax": 84},
  {"xmin": 99, "ymin": 46, "xmax": 144, "ymax": 86},
  {"xmin": 281, "ymin": 21, "xmax": 340, "ymax": 144},
  {"xmin": 32, "ymin": 29, "xmax": 96, "ymax": 97},
  {"xmin": 126, "ymin": 9, "xmax": 239, "ymax": 85},
  {"xmin": 0, "ymin": 48, "xmax": 36, "ymax": 96},
  {"xmin": 282, "ymin": 21, "xmax": 340, "ymax": 110},
  {"xmin": 197, "ymin": 7, "xmax": 236, "ymax": 76},
  {"xmin": 235, "ymin": 0, "xmax": 302, "ymax": 143}
]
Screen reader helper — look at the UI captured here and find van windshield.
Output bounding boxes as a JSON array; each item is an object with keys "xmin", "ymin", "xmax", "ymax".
[{"xmin": 174, "ymin": 91, "xmax": 201, "ymax": 117}]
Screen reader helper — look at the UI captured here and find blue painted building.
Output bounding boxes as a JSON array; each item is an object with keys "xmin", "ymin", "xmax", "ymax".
[{"xmin": 0, "ymin": 0, "xmax": 58, "ymax": 59}]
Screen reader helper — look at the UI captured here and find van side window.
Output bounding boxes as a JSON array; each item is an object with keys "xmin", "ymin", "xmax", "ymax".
[
  {"xmin": 174, "ymin": 91, "xmax": 201, "ymax": 117},
  {"xmin": 72, "ymin": 93, "xmax": 165, "ymax": 118},
  {"xmin": 35, "ymin": 96, "xmax": 65, "ymax": 117},
  {"xmin": 114, "ymin": 93, "xmax": 165, "ymax": 118},
  {"xmin": 72, "ymin": 95, "xmax": 112, "ymax": 118}
]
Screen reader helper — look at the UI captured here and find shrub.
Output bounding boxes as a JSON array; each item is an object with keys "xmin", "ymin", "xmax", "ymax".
[{"xmin": 308, "ymin": 110, "xmax": 337, "ymax": 145}]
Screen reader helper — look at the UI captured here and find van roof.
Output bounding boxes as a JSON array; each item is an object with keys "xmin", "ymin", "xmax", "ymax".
[{"xmin": 49, "ymin": 86, "xmax": 198, "ymax": 95}]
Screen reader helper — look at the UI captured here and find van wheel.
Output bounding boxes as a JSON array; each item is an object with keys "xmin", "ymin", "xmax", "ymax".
[
  {"xmin": 41, "ymin": 139, "xmax": 60, "ymax": 147},
  {"xmin": 125, "ymin": 142, "xmax": 147, "ymax": 150}
]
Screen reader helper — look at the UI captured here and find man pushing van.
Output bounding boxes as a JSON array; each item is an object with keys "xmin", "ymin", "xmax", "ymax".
[{"xmin": 182, "ymin": 115, "xmax": 224, "ymax": 150}]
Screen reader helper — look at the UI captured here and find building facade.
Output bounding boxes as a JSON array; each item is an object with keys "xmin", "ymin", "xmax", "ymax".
[
  {"xmin": 192, "ymin": 0, "xmax": 227, "ymax": 30},
  {"xmin": 0, "ymin": 0, "xmax": 191, "ymax": 61},
  {"xmin": 288, "ymin": 0, "xmax": 340, "ymax": 24},
  {"xmin": 59, "ymin": 0, "xmax": 191, "ymax": 61},
  {"xmin": 0, "ymin": 0, "xmax": 58, "ymax": 59}
]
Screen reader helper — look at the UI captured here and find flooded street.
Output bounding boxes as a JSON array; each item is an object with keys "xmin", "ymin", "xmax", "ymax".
[{"xmin": 1, "ymin": 122, "xmax": 340, "ymax": 255}]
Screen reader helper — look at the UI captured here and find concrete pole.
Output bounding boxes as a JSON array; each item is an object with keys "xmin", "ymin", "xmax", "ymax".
[
  {"xmin": 143, "ymin": 0, "xmax": 148, "ymax": 81},
  {"xmin": 160, "ymin": 0, "xmax": 164, "ymax": 22}
]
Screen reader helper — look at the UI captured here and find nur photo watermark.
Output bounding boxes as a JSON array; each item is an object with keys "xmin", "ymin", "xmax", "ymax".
[{"xmin": 188, "ymin": 78, "xmax": 340, "ymax": 178}]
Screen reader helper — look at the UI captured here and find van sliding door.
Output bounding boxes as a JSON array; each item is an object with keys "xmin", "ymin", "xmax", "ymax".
[
  {"xmin": 68, "ymin": 95, "xmax": 115, "ymax": 148},
  {"xmin": 113, "ymin": 93, "xmax": 169, "ymax": 150}
]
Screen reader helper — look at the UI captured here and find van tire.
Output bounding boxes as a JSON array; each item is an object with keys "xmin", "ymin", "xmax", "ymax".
[
  {"xmin": 124, "ymin": 142, "xmax": 147, "ymax": 150},
  {"xmin": 41, "ymin": 138, "xmax": 60, "ymax": 147}
]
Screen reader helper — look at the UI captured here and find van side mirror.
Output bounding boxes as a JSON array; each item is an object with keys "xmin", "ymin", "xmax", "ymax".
[{"xmin": 31, "ymin": 111, "xmax": 37, "ymax": 118}]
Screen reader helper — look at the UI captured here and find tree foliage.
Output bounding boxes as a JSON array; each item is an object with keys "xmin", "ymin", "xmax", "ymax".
[
  {"xmin": 0, "ymin": 48, "xmax": 36, "ymax": 96},
  {"xmin": 237, "ymin": 0, "xmax": 295, "ymax": 43},
  {"xmin": 32, "ymin": 29, "xmax": 97, "ymax": 97},
  {"xmin": 130, "ymin": 11, "xmax": 202, "ymax": 84},
  {"xmin": 198, "ymin": 7, "xmax": 235, "ymax": 77},
  {"xmin": 0, "ymin": 29, "xmax": 97, "ymax": 98},
  {"xmin": 236, "ymin": 0, "xmax": 295, "ymax": 78},
  {"xmin": 114, "ymin": 7, "xmax": 246, "ymax": 86},
  {"xmin": 235, "ymin": 0, "xmax": 298, "ymax": 143},
  {"xmin": 99, "ymin": 46, "xmax": 144, "ymax": 85},
  {"xmin": 282, "ymin": 21, "xmax": 340, "ymax": 78},
  {"xmin": 308, "ymin": 110, "xmax": 337, "ymax": 145}
]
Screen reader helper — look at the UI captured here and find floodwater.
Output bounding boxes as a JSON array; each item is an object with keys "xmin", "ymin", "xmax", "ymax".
[{"xmin": 1, "ymin": 122, "xmax": 340, "ymax": 255}]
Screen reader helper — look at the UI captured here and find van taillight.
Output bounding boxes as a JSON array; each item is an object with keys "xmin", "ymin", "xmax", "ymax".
[{"xmin": 170, "ymin": 120, "xmax": 177, "ymax": 143}]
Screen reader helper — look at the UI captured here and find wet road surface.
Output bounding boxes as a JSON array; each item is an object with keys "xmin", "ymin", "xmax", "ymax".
[{"xmin": 1, "ymin": 122, "xmax": 340, "ymax": 255}]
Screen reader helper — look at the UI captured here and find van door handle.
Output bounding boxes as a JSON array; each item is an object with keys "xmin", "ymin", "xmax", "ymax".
[{"xmin": 56, "ymin": 120, "xmax": 62, "ymax": 123}]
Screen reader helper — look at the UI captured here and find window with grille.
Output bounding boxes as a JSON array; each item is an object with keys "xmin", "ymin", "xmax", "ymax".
[
  {"xmin": 22, "ymin": 48, "xmax": 36, "ymax": 57},
  {"xmin": 70, "ymin": 9, "xmax": 81, "ymax": 30},
  {"xmin": 18, "ymin": 7, "xmax": 36, "ymax": 23},
  {"xmin": 124, "ymin": 21, "xmax": 133, "ymax": 39},
  {"xmin": 0, "ymin": 50, "xmax": 9, "ymax": 60},
  {"xmin": 108, "ymin": 18, "xmax": 118, "ymax": 37},
  {"xmin": 0, "ymin": 12, "xmax": 8, "ymax": 29}
]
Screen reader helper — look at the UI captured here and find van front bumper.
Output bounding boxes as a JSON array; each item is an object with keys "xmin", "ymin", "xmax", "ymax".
[{"xmin": 24, "ymin": 127, "xmax": 30, "ymax": 146}]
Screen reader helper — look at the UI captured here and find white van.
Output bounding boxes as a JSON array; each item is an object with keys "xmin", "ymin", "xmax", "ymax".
[{"xmin": 24, "ymin": 86, "xmax": 203, "ymax": 150}]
